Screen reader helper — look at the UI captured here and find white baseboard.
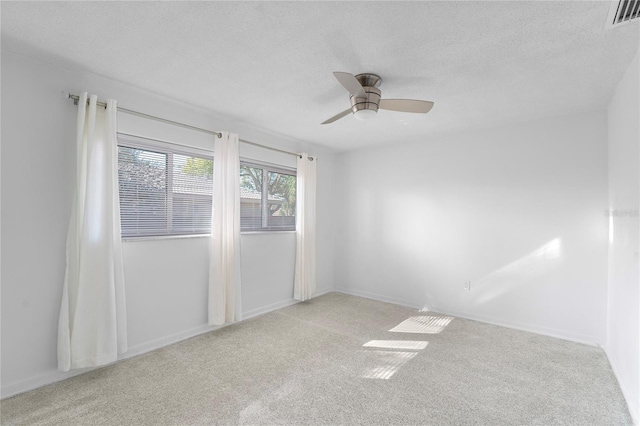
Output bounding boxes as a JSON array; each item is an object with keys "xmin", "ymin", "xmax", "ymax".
[
  {"xmin": 1, "ymin": 296, "xmax": 305, "ymax": 400},
  {"xmin": 241, "ymin": 288, "xmax": 334, "ymax": 320},
  {"xmin": 433, "ymin": 306, "xmax": 602, "ymax": 347},
  {"xmin": 242, "ymin": 298, "xmax": 299, "ymax": 320},
  {"xmin": 3, "ymin": 288, "xmax": 610, "ymax": 402},
  {"xmin": 124, "ymin": 323, "xmax": 225, "ymax": 359},
  {"xmin": 333, "ymin": 287, "xmax": 424, "ymax": 310},
  {"xmin": 1, "ymin": 368, "xmax": 91, "ymax": 401},
  {"xmin": 1, "ymin": 322, "xmax": 225, "ymax": 400},
  {"xmin": 605, "ymin": 347, "xmax": 639, "ymax": 425},
  {"xmin": 313, "ymin": 287, "xmax": 333, "ymax": 298},
  {"xmin": 334, "ymin": 287, "xmax": 602, "ymax": 347},
  {"xmin": 339, "ymin": 287, "xmax": 634, "ymax": 420}
]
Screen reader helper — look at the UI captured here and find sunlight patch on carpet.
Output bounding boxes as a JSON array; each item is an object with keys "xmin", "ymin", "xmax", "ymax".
[
  {"xmin": 389, "ymin": 316, "xmax": 453, "ymax": 334},
  {"xmin": 362, "ymin": 340, "xmax": 428, "ymax": 350},
  {"xmin": 360, "ymin": 351, "xmax": 418, "ymax": 380}
]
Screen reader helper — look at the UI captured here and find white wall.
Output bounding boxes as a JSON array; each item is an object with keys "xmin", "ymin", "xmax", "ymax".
[
  {"xmin": 2, "ymin": 44, "xmax": 633, "ymax": 415},
  {"xmin": 0, "ymin": 50, "xmax": 336, "ymax": 397},
  {"xmin": 606, "ymin": 49, "xmax": 639, "ymax": 424},
  {"xmin": 334, "ymin": 110, "xmax": 610, "ymax": 345}
]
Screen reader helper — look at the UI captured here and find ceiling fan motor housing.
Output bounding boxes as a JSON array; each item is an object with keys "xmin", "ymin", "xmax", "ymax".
[
  {"xmin": 350, "ymin": 74, "xmax": 382, "ymax": 118},
  {"xmin": 322, "ymin": 71, "xmax": 434, "ymax": 124}
]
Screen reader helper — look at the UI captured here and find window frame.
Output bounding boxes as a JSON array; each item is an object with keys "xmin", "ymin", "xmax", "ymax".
[
  {"xmin": 116, "ymin": 133, "xmax": 297, "ymax": 238},
  {"xmin": 117, "ymin": 133, "xmax": 214, "ymax": 239},
  {"xmin": 240, "ymin": 158, "xmax": 297, "ymax": 233}
]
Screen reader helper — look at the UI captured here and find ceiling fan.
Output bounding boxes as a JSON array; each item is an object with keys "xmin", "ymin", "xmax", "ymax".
[{"xmin": 321, "ymin": 72, "xmax": 434, "ymax": 124}]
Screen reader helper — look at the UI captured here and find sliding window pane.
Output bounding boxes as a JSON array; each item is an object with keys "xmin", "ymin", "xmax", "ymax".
[
  {"xmin": 173, "ymin": 194, "xmax": 212, "ymax": 233},
  {"xmin": 118, "ymin": 146, "xmax": 168, "ymax": 236},
  {"xmin": 240, "ymin": 165, "xmax": 263, "ymax": 230},
  {"xmin": 172, "ymin": 154, "xmax": 213, "ymax": 233},
  {"xmin": 268, "ymin": 171, "xmax": 296, "ymax": 230}
]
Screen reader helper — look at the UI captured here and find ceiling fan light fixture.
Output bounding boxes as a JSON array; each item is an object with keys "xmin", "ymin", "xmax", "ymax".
[
  {"xmin": 321, "ymin": 71, "xmax": 434, "ymax": 125},
  {"xmin": 353, "ymin": 109, "xmax": 377, "ymax": 120}
]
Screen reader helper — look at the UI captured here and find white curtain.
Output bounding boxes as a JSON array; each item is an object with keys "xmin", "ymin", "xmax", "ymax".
[
  {"xmin": 209, "ymin": 132, "xmax": 242, "ymax": 325},
  {"xmin": 294, "ymin": 153, "xmax": 317, "ymax": 301},
  {"xmin": 58, "ymin": 93, "xmax": 127, "ymax": 371}
]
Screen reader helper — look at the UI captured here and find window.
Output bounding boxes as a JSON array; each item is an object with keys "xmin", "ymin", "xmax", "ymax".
[
  {"xmin": 117, "ymin": 135, "xmax": 296, "ymax": 237},
  {"xmin": 117, "ymin": 135, "xmax": 213, "ymax": 237},
  {"xmin": 240, "ymin": 161, "xmax": 296, "ymax": 231}
]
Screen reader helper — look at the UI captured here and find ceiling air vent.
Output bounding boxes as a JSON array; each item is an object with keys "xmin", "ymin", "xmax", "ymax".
[{"xmin": 606, "ymin": 0, "xmax": 640, "ymax": 28}]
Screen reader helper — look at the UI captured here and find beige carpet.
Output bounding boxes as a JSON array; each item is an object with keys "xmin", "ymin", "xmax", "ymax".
[{"xmin": 1, "ymin": 292, "xmax": 632, "ymax": 425}]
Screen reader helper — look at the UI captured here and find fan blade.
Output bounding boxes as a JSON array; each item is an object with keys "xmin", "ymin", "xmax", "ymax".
[
  {"xmin": 379, "ymin": 99, "xmax": 434, "ymax": 114},
  {"xmin": 333, "ymin": 72, "xmax": 367, "ymax": 98},
  {"xmin": 321, "ymin": 108, "xmax": 352, "ymax": 125}
]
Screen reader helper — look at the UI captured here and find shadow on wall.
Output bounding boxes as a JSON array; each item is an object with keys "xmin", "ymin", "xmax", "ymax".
[{"xmin": 470, "ymin": 238, "xmax": 563, "ymax": 305}]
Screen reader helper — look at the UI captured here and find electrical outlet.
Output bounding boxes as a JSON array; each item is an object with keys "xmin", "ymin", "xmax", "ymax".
[{"xmin": 463, "ymin": 281, "xmax": 471, "ymax": 291}]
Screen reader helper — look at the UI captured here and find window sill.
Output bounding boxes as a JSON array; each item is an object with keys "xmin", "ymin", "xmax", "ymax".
[
  {"xmin": 122, "ymin": 234, "xmax": 210, "ymax": 242},
  {"xmin": 122, "ymin": 230, "xmax": 296, "ymax": 242},
  {"xmin": 241, "ymin": 230, "xmax": 296, "ymax": 235}
]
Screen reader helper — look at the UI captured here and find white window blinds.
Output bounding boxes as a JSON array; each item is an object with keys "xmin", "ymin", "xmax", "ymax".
[
  {"xmin": 117, "ymin": 134, "xmax": 297, "ymax": 237},
  {"xmin": 117, "ymin": 135, "xmax": 213, "ymax": 237}
]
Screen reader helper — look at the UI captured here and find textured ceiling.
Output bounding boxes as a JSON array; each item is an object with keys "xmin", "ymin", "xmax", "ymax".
[{"xmin": 2, "ymin": 1, "xmax": 638, "ymax": 151}]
